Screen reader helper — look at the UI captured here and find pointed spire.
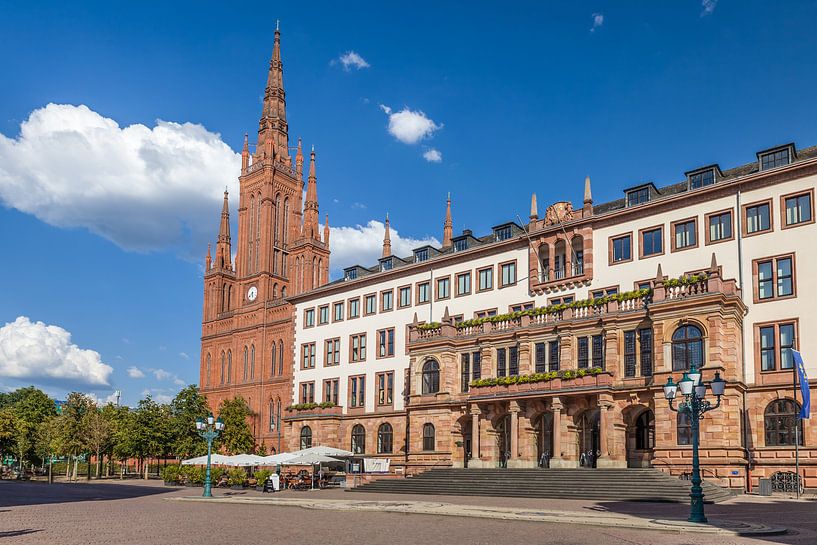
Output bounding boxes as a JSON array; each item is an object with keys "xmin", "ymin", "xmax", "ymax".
[
  {"xmin": 323, "ymin": 214, "xmax": 330, "ymax": 246},
  {"xmin": 295, "ymin": 137, "xmax": 304, "ymax": 180},
  {"xmin": 258, "ymin": 25, "xmax": 288, "ymax": 161},
  {"xmin": 442, "ymin": 193, "xmax": 453, "ymax": 249},
  {"xmin": 530, "ymin": 193, "xmax": 538, "ymax": 221},
  {"xmin": 583, "ymin": 176, "xmax": 593, "ymax": 216},
  {"xmin": 205, "ymin": 243, "xmax": 212, "ymax": 271},
  {"xmin": 655, "ymin": 263, "xmax": 663, "ymax": 282},
  {"xmin": 241, "ymin": 133, "xmax": 249, "ymax": 173},
  {"xmin": 382, "ymin": 213, "xmax": 392, "ymax": 257},
  {"xmin": 301, "ymin": 146, "xmax": 320, "ymax": 240},
  {"xmin": 215, "ymin": 189, "xmax": 232, "ymax": 270},
  {"xmin": 710, "ymin": 252, "xmax": 718, "ymax": 272}
]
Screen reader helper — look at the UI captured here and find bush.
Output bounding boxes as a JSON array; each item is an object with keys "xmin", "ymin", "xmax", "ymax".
[
  {"xmin": 162, "ymin": 465, "xmax": 181, "ymax": 483},
  {"xmin": 254, "ymin": 469, "xmax": 272, "ymax": 486},
  {"xmin": 227, "ymin": 468, "xmax": 246, "ymax": 487}
]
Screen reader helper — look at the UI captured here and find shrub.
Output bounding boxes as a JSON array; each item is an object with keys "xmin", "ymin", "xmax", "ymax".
[
  {"xmin": 286, "ymin": 402, "xmax": 337, "ymax": 411},
  {"xmin": 470, "ymin": 367, "xmax": 604, "ymax": 389},
  {"xmin": 227, "ymin": 468, "xmax": 247, "ymax": 487},
  {"xmin": 254, "ymin": 469, "xmax": 272, "ymax": 486},
  {"xmin": 162, "ymin": 464, "xmax": 181, "ymax": 483}
]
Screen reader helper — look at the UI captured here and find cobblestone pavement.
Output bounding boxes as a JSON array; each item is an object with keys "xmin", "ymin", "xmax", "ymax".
[{"xmin": 1, "ymin": 480, "xmax": 815, "ymax": 545}]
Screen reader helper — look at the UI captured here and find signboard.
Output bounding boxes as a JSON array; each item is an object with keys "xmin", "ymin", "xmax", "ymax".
[{"xmin": 363, "ymin": 458, "xmax": 391, "ymax": 473}]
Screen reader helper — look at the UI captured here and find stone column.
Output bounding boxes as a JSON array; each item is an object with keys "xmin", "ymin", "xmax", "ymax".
[
  {"xmin": 598, "ymin": 398, "xmax": 608, "ymax": 459},
  {"xmin": 470, "ymin": 404, "xmax": 481, "ymax": 466},
  {"xmin": 549, "ymin": 397, "xmax": 571, "ymax": 468},
  {"xmin": 509, "ymin": 401, "xmax": 520, "ymax": 460},
  {"xmin": 596, "ymin": 395, "xmax": 626, "ymax": 468}
]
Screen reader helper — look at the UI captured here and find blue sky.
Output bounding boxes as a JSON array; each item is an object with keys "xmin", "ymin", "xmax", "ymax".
[{"xmin": 1, "ymin": 1, "xmax": 816, "ymax": 405}]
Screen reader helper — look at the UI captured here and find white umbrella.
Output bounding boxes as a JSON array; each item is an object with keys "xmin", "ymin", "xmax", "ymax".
[
  {"xmin": 227, "ymin": 454, "xmax": 266, "ymax": 467},
  {"xmin": 290, "ymin": 446, "xmax": 354, "ymax": 458},
  {"xmin": 281, "ymin": 453, "xmax": 341, "ymax": 465},
  {"xmin": 258, "ymin": 452, "xmax": 296, "ymax": 465},
  {"xmin": 181, "ymin": 454, "xmax": 232, "ymax": 466}
]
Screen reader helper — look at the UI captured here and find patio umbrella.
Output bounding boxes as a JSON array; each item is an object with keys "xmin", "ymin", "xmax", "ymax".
[
  {"xmin": 227, "ymin": 454, "xmax": 266, "ymax": 467},
  {"xmin": 290, "ymin": 446, "xmax": 354, "ymax": 458},
  {"xmin": 181, "ymin": 454, "xmax": 232, "ymax": 466},
  {"xmin": 281, "ymin": 453, "xmax": 341, "ymax": 466},
  {"xmin": 257, "ymin": 452, "xmax": 296, "ymax": 465}
]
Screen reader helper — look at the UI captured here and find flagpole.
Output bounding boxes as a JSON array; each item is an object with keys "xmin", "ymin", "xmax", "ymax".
[{"xmin": 793, "ymin": 361, "xmax": 800, "ymax": 500}]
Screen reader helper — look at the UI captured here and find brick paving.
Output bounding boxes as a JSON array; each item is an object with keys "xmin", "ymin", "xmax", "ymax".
[{"xmin": 1, "ymin": 480, "xmax": 815, "ymax": 545}]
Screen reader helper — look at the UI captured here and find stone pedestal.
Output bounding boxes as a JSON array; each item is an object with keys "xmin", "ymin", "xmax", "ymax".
[
  {"xmin": 549, "ymin": 458, "xmax": 578, "ymax": 468},
  {"xmin": 507, "ymin": 459, "xmax": 537, "ymax": 469}
]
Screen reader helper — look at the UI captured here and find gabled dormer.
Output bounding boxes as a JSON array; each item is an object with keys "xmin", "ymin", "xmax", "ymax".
[
  {"xmin": 451, "ymin": 229, "xmax": 481, "ymax": 252},
  {"xmin": 757, "ymin": 143, "xmax": 795, "ymax": 171},
  {"xmin": 412, "ymin": 245, "xmax": 441, "ymax": 263},
  {"xmin": 624, "ymin": 182, "xmax": 659, "ymax": 207},
  {"xmin": 492, "ymin": 222, "xmax": 523, "ymax": 242},
  {"xmin": 685, "ymin": 164, "xmax": 723, "ymax": 190}
]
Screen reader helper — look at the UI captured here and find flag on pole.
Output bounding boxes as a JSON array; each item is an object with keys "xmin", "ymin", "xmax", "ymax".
[{"xmin": 792, "ymin": 350, "xmax": 810, "ymax": 419}]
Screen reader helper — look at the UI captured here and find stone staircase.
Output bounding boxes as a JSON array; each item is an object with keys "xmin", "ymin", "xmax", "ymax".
[{"xmin": 350, "ymin": 468, "xmax": 734, "ymax": 503}]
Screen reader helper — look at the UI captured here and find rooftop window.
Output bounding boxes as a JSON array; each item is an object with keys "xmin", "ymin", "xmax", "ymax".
[
  {"xmin": 380, "ymin": 258, "xmax": 393, "ymax": 271},
  {"xmin": 414, "ymin": 248, "xmax": 429, "ymax": 262},
  {"xmin": 760, "ymin": 148, "xmax": 791, "ymax": 170},
  {"xmin": 689, "ymin": 169, "xmax": 715, "ymax": 190},
  {"xmin": 626, "ymin": 187, "xmax": 651, "ymax": 207},
  {"xmin": 453, "ymin": 238, "xmax": 468, "ymax": 252},
  {"xmin": 344, "ymin": 268, "xmax": 357, "ymax": 281},
  {"xmin": 494, "ymin": 225, "xmax": 513, "ymax": 241}
]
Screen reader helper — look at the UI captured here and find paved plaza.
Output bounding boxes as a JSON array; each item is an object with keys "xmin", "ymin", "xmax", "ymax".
[{"xmin": 1, "ymin": 480, "xmax": 816, "ymax": 545}]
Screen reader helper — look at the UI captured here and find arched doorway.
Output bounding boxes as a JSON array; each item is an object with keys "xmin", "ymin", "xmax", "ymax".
[
  {"xmin": 495, "ymin": 414, "xmax": 511, "ymax": 468},
  {"xmin": 533, "ymin": 413, "xmax": 554, "ymax": 467},
  {"xmin": 627, "ymin": 409, "xmax": 655, "ymax": 468},
  {"xmin": 577, "ymin": 409, "xmax": 600, "ymax": 468}
]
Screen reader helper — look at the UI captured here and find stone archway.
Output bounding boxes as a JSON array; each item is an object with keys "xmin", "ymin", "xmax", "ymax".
[
  {"xmin": 532, "ymin": 412, "xmax": 554, "ymax": 467},
  {"xmin": 495, "ymin": 414, "xmax": 511, "ymax": 468},
  {"xmin": 576, "ymin": 409, "xmax": 600, "ymax": 468},
  {"xmin": 626, "ymin": 407, "xmax": 655, "ymax": 468}
]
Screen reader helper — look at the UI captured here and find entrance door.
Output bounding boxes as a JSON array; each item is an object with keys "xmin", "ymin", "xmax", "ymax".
[
  {"xmin": 496, "ymin": 415, "xmax": 511, "ymax": 468},
  {"xmin": 535, "ymin": 413, "xmax": 554, "ymax": 467},
  {"xmin": 627, "ymin": 409, "xmax": 655, "ymax": 468},
  {"xmin": 577, "ymin": 409, "xmax": 600, "ymax": 468}
]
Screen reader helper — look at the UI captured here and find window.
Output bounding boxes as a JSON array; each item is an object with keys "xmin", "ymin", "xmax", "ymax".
[
  {"xmin": 301, "ymin": 343, "xmax": 316, "ymax": 369},
  {"xmin": 577, "ymin": 337, "xmax": 589, "ymax": 369},
  {"xmin": 376, "ymin": 372, "xmax": 394, "ymax": 405},
  {"xmin": 627, "ymin": 187, "xmax": 650, "ymax": 206},
  {"xmin": 269, "ymin": 400, "xmax": 277, "ymax": 431},
  {"xmin": 304, "ymin": 308, "xmax": 315, "ymax": 327},
  {"xmin": 325, "ymin": 338, "xmax": 340, "ymax": 366},
  {"xmin": 672, "ymin": 218, "xmax": 697, "ymax": 251},
  {"xmin": 472, "ymin": 351, "xmax": 481, "ymax": 381},
  {"xmin": 677, "ymin": 412, "xmax": 692, "ymax": 445},
  {"xmin": 496, "ymin": 347, "xmax": 507, "ymax": 377},
  {"xmin": 377, "ymin": 423, "xmax": 393, "ymax": 453},
  {"xmin": 461, "ymin": 353, "xmax": 471, "ymax": 392},
  {"xmin": 364, "ymin": 294, "xmax": 377, "ymax": 315},
  {"xmin": 611, "ymin": 234, "xmax": 632, "ymax": 263},
  {"xmin": 318, "ymin": 305, "xmax": 329, "ymax": 325},
  {"xmin": 324, "ymin": 378, "xmax": 339, "ymax": 404},
  {"xmin": 344, "ymin": 268, "xmax": 357, "ymax": 281},
  {"xmin": 783, "ymin": 191, "xmax": 813, "ymax": 226},
  {"xmin": 639, "ymin": 328, "xmax": 653, "ymax": 377},
  {"xmin": 760, "ymin": 148, "xmax": 790, "ymax": 170},
  {"xmin": 454, "ymin": 238, "xmax": 468, "ymax": 252},
  {"xmin": 333, "ymin": 302, "xmax": 344, "ymax": 322},
  {"xmin": 300, "ymin": 382, "xmax": 315, "ymax": 403},
  {"xmin": 755, "ymin": 255, "xmax": 794, "ymax": 301},
  {"xmin": 414, "ymin": 248, "xmax": 429, "ymax": 262},
  {"xmin": 535, "ymin": 342, "xmax": 547, "ymax": 372},
  {"xmin": 494, "ymin": 225, "xmax": 513, "ymax": 241},
  {"xmin": 635, "ymin": 411, "xmax": 655, "ymax": 450},
  {"xmin": 381, "ymin": 290, "xmax": 393, "ymax": 311},
  {"xmin": 377, "ymin": 328, "xmax": 395, "ymax": 358},
  {"xmin": 640, "ymin": 227, "xmax": 663, "ymax": 257},
  {"xmin": 350, "ymin": 334, "xmax": 367, "ymax": 362},
  {"xmin": 592, "ymin": 334, "xmax": 605, "ymax": 369},
  {"xmin": 671, "ymin": 324, "xmax": 704, "ymax": 371},
  {"xmin": 624, "ymin": 330, "xmax": 636, "ymax": 377},
  {"xmin": 422, "ymin": 359, "xmax": 440, "ymax": 394},
  {"xmin": 398, "ymin": 286, "xmax": 412, "ymax": 308},
  {"xmin": 456, "ymin": 272, "xmax": 471, "ymax": 296},
  {"xmin": 549, "ymin": 340, "xmax": 560, "ymax": 371},
  {"xmin": 350, "ymin": 376, "xmax": 365, "ymax": 408},
  {"xmin": 243, "ymin": 346, "xmax": 249, "ymax": 381},
  {"xmin": 351, "ymin": 424, "xmax": 366, "ymax": 454},
  {"xmin": 436, "ymin": 277, "xmax": 450, "ymax": 299},
  {"xmin": 508, "ymin": 345, "xmax": 519, "ymax": 376},
  {"xmin": 478, "ymin": 267, "xmax": 493, "ymax": 291},
  {"xmin": 707, "ymin": 210, "xmax": 733, "ymax": 243},
  {"xmin": 300, "ymin": 426, "xmax": 313, "ymax": 450},
  {"xmin": 348, "ymin": 298, "xmax": 360, "ymax": 319},
  {"xmin": 500, "ymin": 261, "xmax": 517, "ymax": 287},
  {"xmin": 549, "ymin": 295, "xmax": 574, "ymax": 305},
  {"xmin": 509, "ymin": 302, "xmax": 534, "ymax": 313},
  {"xmin": 205, "ymin": 354, "xmax": 211, "ymax": 387},
  {"xmin": 689, "ymin": 169, "xmax": 715, "ymax": 189},
  {"xmin": 744, "ymin": 201, "xmax": 772, "ymax": 235},
  {"xmin": 759, "ymin": 322, "xmax": 796, "ymax": 371},
  {"xmin": 422, "ymin": 423, "xmax": 436, "ymax": 451},
  {"xmin": 417, "ymin": 282, "xmax": 430, "ymax": 304},
  {"xmin": 474, "ymin": 308, "xmax": 498, "ymax": 319},
  {"xmin": 764, "ymin": 400, "xmax": 803, "ymax": 446},
  {"xmin": 227, "ymin": 351, "xmax": 232, "ymax": 383},
  {"xmin": 381, "ymin": 258, "xmax": 393, "ymax": 271}
]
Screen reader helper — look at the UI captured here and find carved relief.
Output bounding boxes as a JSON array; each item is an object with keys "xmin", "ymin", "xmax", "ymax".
[{"xmin": 545, "ymin": 201, "xmax": 575, "ymax": 225}]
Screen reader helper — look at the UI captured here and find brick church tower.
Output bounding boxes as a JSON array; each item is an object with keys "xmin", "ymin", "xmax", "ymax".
[{"xmin": 200, "ymin": 27, "xmax": 330, "ymax": 453}]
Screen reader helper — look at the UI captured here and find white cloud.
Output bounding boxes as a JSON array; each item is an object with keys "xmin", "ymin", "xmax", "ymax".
[
  {"xmin": 379, "ymin": 105, "xmax": 442, "ymax": 145},
  {"xmin": 152, "ymin": 368, "xmax": 172, "ymax": 381},
  {"xmin": 84, "ymin": 391, "xmax": 121, "ymax": 405},
  {"xmin": 701, "ymin": 0, "xmax": 718, "ymax": 16},
  {"xmin": 590, "ymin": 13, "xmax": 604, "ymax": 32},
  {"xmin": 323, "ymin": 220, "xmax": 439, "ymax": 274},
  {"xmin": 334, "ymin": 51, "xmax": 370, "ymax": 71},
  {"xmin": 126, "ymin": 366, "xmax": 145, "ymax": 378},
  {"xmin": 0, "ymin": 104, "xmax": 240, "ymax": 258},
  {"xmin": 141, "ymin": 388, "xmax": 174, "ymax": 405},
  {"xmin": 0, "ymin": 316, "xmax": 113, "ymax": 387},
  {"xmin": 179, "ymin": 352, "xmax": 189, "ymax": 360},
  {"xmin": 423, "ymin": 148, "xmax": 442, "ymax": 163}
]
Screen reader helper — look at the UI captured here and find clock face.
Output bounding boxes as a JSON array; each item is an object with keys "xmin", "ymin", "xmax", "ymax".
[{"xmin": 247, "ymin": 286, "xmax": 258, "ymax": 302}]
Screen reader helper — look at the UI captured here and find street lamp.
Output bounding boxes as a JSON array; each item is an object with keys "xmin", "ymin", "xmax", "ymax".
[
  {"xmin": 195, "ymin": 415, "xmax": 225, "ymax": 498},
  {"xmin": 663, "ymin": 364, "xmax": 726, "ymax": 523}
]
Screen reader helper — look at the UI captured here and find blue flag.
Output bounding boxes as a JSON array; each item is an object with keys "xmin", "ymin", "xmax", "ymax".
[{"xmin": 792, "ymin": 350, "xmax": 810, "ymax": 419}]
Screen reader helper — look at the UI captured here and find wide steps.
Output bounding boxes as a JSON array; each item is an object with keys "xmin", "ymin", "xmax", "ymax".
[{"xmin": 350, "ymin": 468, "xmax": 733, "ymax": 503}]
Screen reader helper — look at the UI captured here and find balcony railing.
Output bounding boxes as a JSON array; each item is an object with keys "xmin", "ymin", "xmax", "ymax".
[{"xmin": 537, "ymin": 262, "xmax": 585, "ymax": 286}]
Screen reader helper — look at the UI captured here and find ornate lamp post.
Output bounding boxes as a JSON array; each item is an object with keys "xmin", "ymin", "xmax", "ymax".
[
  {"xmin": 195, "ymin": 415, "xmax": 224, "ymax": 498},
  {"xmin": 663, "ymin": 364, "xmax": 726, "ymax": 523}
]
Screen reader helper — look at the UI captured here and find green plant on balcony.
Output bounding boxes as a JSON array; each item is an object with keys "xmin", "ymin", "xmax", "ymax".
[
  {"xmin": 663, "ymin": 272, "xmax": 709, "ymax": 288},
  {"xmin": 470, "ymin": 367, "xmax": 603, "ymax": 388},
  {"xmin": 286, "ymin": 401, "xmax": 337, "ymax": 411}
]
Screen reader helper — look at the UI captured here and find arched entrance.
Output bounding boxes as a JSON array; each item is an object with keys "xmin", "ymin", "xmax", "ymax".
[
  {"xmin": 627, "ymin": 409, "xmax": 655, "ymax": 468},
  {"xmin": 577, "ymin": 409, "xmax": 600, "ymax": 468},
  {"xmin": 533, "ymin": 412, "xmax": 554, "ymax": 467},
  {"xmin": 495, "ymin": 414, "xmax": 511, "ymax": 468}
]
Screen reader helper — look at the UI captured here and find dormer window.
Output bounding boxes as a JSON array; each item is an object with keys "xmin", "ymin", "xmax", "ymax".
[
  {"xmin": 760, "ymin": 148, "xmax": 791, "ymax": 170},
  {"xmin": 344, "ymin": 268, "xmax": 357, "ymax": 281},
  {"xmin": 689, "ymin": 169, "xmax": 715, "ymax": 190},
  {"xmin": 627, "ymin": 187, "xmax": 650, "ymax": 207},
  {"xmin": 453, "ymin": 238, "xmax": 468, "ymax": 252},
  {"xmin": 414, "ymin": 248, "xmax": 429, "ymax": 262},
  {"xmin": 494, "ymin": 226, "xmax": 513, "ymax": 241},
  {"xmin": 381, "ymin": 258, "xmax": 393, "ymax": 271}
]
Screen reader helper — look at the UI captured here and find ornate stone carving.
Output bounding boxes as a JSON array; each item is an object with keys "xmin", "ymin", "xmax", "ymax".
[{"xmin": 544, "ymin": 201, "xmax": 575, "ymax": 225}]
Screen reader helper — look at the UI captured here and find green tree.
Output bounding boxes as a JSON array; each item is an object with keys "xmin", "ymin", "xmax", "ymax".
[
  {"xmin": 218, "ymin": 396, "xmax": 254, "ymax": 454},
  {"xmin": 169, "ymin": 386, "xmax": 209, "ymax": 459},
  {"xmin": 59, "ymin": 392, "xmax": 94, "ymax": 480},
  {"xmin": 0, "ymin": 407, "xmax": 17, "ymax": 461},
  {"xmin": 83, "ymin": 408, "xmax": 110, "ymax": 479},
  {"xmin": 132, "ymin": 396, "xmax": 172, "ymax": 478}
]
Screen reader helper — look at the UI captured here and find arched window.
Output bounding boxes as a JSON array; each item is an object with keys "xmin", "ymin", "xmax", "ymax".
[
  {"xmin": 765, "ymin": 399, "xmax": 803, "ymax": 446},
  {"xmin": 278, "ymin": 340, "xmax": 284, "ymax": 376},
  {"xmin": 672, "ymin": 324, "xmax": 704, "ymax": 371},
  {"xmin": 677, "ymin": 412, "xmax": 692, "ymax": 445},
  {"xmin": 422, "ymin": 360, "xmax": 440, "ymax": 394},
  {"xmin": 273, "ymin": 283, "xmax": 278, "ymax": 299},
  {"xmin": 254, "ymin": 192, "xmax": 261, "ymax": 272},
  {"xmin": 377, "ymin": 423, "xmax": 393, "ymax": 454},
  {"xmin": 205, "ymin": 354, "xmax": 211, "ymax": 387},
  {"xmin": 300, "ymin": 426, "xmax": 313, "ymax": 450},
  {"xmin": 220, "ymin": 352, "xmax": 225, "ymax": 384},
  {"xmin": 312, "ymin": 257, "xmax": 318, "ymax": 290},
  {"xmin": 274, "ymin": 194, "xmax": 281, "ymax": 244},
  {"xmin": 283, "ymin": 197, "xmax": 290, "ymax": 245},
  {"xmin": 243, "ymin": 346, "xmax": 249, "ymax": 381},
  {"xmin": 282, "ymin": 286, "xmax": 287, "ymax": 298},
  {"xmin": 422, "ymin": 423, "xmax": 436, "ymax": 451},
  {"xmin": 270, "ymin": 343, "xmax": 277, "ymax": 377},
  {"xmin": 248, "ymin": 195, "xmax": 255, "ymax": 274},
  {"xmin": 318, "ymin": 259, "xmax": 323, "ymax": 286},
  {"xmin": 269, "ymin": 400, "xmax": 276, "ymax": 431},
  {"xmin": 351, "ymin": 424, "xmax": 366, "ymax": 454},
  {"xmin": 227, "ymin": 350, "xmax": 232, "ymax": 383},
  {"xmin": 635, "ymin": 410, "xmax": 655, "ymax": 450},
  {"xmin": 250, "ymin": 344, "xmax": 255, "ymax": 380}
]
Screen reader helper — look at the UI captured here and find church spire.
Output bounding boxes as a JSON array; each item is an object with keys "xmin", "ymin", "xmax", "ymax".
[
  {"xmin": 382, "ymin": 213, "xmax": 392, "ymax": 257},
  {"xmin": 215, "ymin": 189, "xmax": 232, "ymax": 270},
  {"xmin": 583, "ymin": 175, "xmax": 593, "ymax": 216},
  {"xmin": 442, "ymin": 193, "xmax": 453, "ymax": 249},
  {"xmin": 323, "ymin": 214, "xmax": 330, "ymax": 245},
  {"xmin": 205, "ymin": 243, "xmax": 212, "ymax": 271},
  {"xmin": 295, "ymin": 137, "xmax": 304, "ymax": 181},
  {"xmin": 241, "ymin": 133, "xmax": 249, "ymax": 174},
  {"xmin": 258, "ymin": 25, "xmax": 288, "ymax": 162},
  {"xmin": 302, "ymin": 146, "xmax": 320, "ymax": 240}
]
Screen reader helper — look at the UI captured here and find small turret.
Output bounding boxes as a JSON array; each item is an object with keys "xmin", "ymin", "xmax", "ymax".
[
  {"xmin": 382, "ymin": 213, "xmax": 392, "ymax": 257},
  {"xmin": 530, "ymin": 193, "xmax": 538, "ymax": 221},
  {"xmin": 442, "ymin": 193, "xmax": 453, "ymax": 249}
]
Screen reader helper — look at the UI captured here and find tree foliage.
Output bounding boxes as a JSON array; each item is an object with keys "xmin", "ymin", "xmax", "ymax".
[{"xmin": 218, "ymin": 396, "xmax": 255, "ymax": 455}]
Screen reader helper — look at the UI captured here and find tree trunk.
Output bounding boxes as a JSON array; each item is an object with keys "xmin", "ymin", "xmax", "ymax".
[
  {"xmin": 72, "ymin": 457, "xmax": 78, "ymax": 482},
  {"xmin": 66, "ymin": 456, "xmax": 71, "ymax": 479}
]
